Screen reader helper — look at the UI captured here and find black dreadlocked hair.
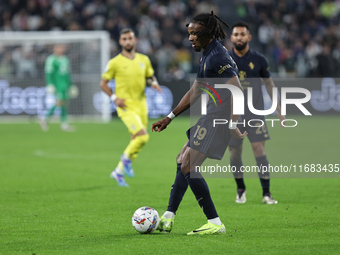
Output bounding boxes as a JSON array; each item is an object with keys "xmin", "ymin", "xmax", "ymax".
[{"xmin": 186, "ymin": 11, "xmax": 230, "ymax": 41}]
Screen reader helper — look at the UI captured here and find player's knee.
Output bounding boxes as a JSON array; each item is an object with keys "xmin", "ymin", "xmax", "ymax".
[
  {"xmin": 176, "ymin": 154, "xmax": 181, "ymax": 164},
  {"xmin": 252, "ymin": 142, "xmax": 265, "ymax": 157},
  {"xmin": 229, "ymin": 145, "xmax": 242, "ymax": 161},
  {"xmin": 180, "ymin": 161, "xmax": 190, "ymax": 175},
  {"xmin": 176, "ymin": 141, "xmax": 190, "ymax": 164},
  {"xmin": 137, "ymin": 133, "xmax": 149, "ymax": 145}
]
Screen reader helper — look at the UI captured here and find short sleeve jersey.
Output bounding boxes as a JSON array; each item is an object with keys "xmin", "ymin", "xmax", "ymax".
[
  {"xmin": 102, "ymin": 53, "xmax": 154, "ymax": 102},
  {"xmin": 196, "ymin": 39, "xmax": 238, "ymax": 116},
  {"xmin": 230, "ymin": 49, "xmax": 270, "ymax": 117}
]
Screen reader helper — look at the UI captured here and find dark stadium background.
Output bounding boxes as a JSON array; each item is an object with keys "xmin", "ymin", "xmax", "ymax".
[
  {"xmin": 1, "ymin": 1, "xmax": 339, "ymax": 254},
  {"xmin": 1, "ymin": 0, "xmax": 340, "ymax": 117}
]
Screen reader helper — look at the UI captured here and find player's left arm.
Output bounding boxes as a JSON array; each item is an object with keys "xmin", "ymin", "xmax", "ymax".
[
  {"xmin": 145, "ymin": 56, "xmax": 161, "ymax": 93},
  {"xmin": 146, "ymin": 75, "xmax": 162, "ymax": 93},
  {"xmin": 151, "ymin": 80, "xmax": 203, "ymax": 132},
  {"xmin": 263, "ymin": 77, "xmax": 285, "ymax": 126}
]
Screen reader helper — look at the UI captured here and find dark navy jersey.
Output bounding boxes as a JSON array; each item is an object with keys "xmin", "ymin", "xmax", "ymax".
[
  {"xmin": 230, "ymin": 49, "xmax": 270, "ymax": 117},
  {"xmin": 196, "ymin": 39, "xmax": 238, "ymax": 116}
]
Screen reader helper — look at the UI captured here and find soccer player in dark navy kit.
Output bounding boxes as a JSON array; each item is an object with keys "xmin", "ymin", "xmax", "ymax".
[
  {"xmin": 229, "ymin": 21, "xmax": 285, "ymax": 204},
  {"xmin": 152, "ymin": 12, "xmax": 247, "ymax": 235}
]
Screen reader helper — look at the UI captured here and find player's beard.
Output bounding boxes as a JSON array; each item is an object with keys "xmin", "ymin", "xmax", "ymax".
[
  {"xmin": 124, "ymin": 45, "xmax": 135, "ymax": 52},
  {"xmin": 234, "ymin": 41, "xmax": 247, "ymax": 51}
]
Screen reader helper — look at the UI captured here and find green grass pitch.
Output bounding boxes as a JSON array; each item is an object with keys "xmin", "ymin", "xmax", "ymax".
[{"xmin": 0, "ymin": 116, "xmax": 339, "ymax": 254}]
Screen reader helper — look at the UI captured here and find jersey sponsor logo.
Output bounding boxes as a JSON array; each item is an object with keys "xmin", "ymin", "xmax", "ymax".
[
  {"xmin": 218, "ymin": 64, "xmax": 231, "ymax": 74},
  {"xmin": 140, "ymin": 63, "xmax": 144, "ymax": 69},
  {"xmin": 248, "ymin": 62, "xmax": 254, "ymax": 70}
]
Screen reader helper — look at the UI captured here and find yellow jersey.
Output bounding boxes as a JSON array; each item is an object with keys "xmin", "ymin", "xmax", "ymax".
[{"xmin": 102, "ymin": 53, "xmax": 154, "ymax": 103}]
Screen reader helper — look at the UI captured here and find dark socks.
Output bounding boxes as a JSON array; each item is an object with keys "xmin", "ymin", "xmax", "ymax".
[
  {"xmin": 256, "ymin": 155, "xmax": 270, "ymax": 196},
  {"xmin": 231, "ymin": 158, "xmax": 245, "ymax": 190},
  {"xmin": 184, "ymin": 172, "xmax": 218, "ymax": 220},
  {"xmin": 235, "ymin": 179, "xmax": 246, "ymax": 190},
  {"xmin": 167, "ymin": 164, "xmax": 188, "ymax": 213}
]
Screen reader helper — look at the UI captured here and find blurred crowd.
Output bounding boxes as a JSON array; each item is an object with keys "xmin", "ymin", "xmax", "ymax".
[
  {"xmin": 1, "ymin": 0, "xmax": 340, "ymax": 80},
  {"xmin": 0, "ymin": 0, "xmax": 218, "ymax": 81},
  {"xmin": 235, "ymin": 0, "xmax": 340, "ymax": 77}
]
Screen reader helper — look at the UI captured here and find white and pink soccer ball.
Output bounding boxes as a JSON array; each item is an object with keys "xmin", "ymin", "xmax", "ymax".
[{"xmin": 132, "ymin": 206, "xmax": 159, "ymax": 234}]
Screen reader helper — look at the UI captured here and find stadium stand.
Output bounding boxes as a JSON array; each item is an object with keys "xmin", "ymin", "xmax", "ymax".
[{"xmin": 1, "ymin": 0, "xmax": 339, "ymax": 79}]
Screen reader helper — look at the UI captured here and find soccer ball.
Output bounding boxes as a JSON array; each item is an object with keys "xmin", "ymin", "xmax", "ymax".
[{"xmin": 132, "ymin": 206, "xmax": 159, "ymax": 234}]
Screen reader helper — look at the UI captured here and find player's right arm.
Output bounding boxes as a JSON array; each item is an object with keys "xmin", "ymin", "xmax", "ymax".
[
  {"xmin": 173, "ymin": 80, "xmax": 203, "ymax": 116},
  {"xmin": 263, "ymin": 77, "xmax": 285, "ymax": 127},
  {"xmin": 227, "ymin": 75, "xmax": 247, "ymax": 139},
  {"xmin": 258, "ymin": 53, "xmax": 286, "ymax": 127},
  {"xmin": 100, "ymin": 79, "xmax": 126, "ymax": 108},
  {"xmin": 151, "ymin": 80, "xmax": 203, "ymax": 132},
  {"xmin": 100, "ymin": 59, "xmax": 126, "ymax": 108}
]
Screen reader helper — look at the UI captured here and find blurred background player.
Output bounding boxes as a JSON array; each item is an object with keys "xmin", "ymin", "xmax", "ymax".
[
  {"xmin": 152, "ymin": 12, "xmax": 247, "ymax": 235},
  {"xmin": 229, "ymin": 21, "xmax": 285, "ymax": 204},
  {"xmin": 100, "ymin": 28, "xmax": 161, "ymax": 187},
  {"xmin": 40, "ymin": 44, "xmax": 75, "ymax": 132}
]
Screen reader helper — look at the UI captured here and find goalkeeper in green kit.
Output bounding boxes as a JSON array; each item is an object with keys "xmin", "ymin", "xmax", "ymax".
[{"xmin": 40, "ymin": 44, "xmax": 77, "ymax": 132}]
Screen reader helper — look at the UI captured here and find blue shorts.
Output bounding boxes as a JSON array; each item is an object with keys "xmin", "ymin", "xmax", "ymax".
[{"xmin": 187, "ymin": 115, "xmax": 231, "ymax": 160}]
